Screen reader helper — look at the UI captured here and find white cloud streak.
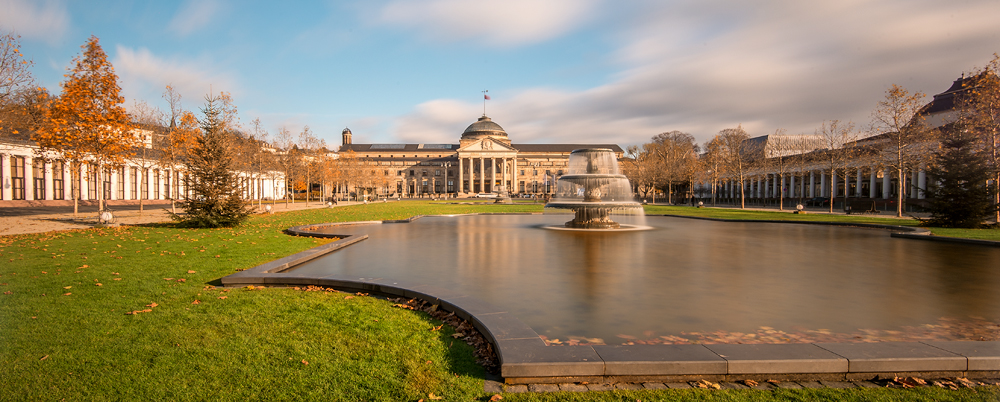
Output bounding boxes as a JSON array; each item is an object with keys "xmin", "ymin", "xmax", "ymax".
[
  {"xmin": 378, "ymin": 0, "xmax": 599, "ymax": 46},
  {"xmin": 113, "ymin": 46, "xmax": 239, "ymax": 111},
  {"xmin": 390, "ymin": 0, "xmax": 1000, "ymax": 146},
  {"xmin": 168, "ymin": 0, "xmax": 225, "ymax": 37},
  {"xmin": 0, "ymin": 0, "xmax": 69, "ymax": 44}
]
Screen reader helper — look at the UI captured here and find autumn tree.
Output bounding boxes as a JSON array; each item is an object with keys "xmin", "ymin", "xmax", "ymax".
[
  {"xmin": 870, "ymin": 84, "xmax": 935, "ymax": 217},
  {"xmin": 126, "ymin": 99, "xmax": 165, "ymax": 214},
  {"xmin": 273, "ymin": 126, "xmax": 296, "ymax": 206},
  {"xmin": 34, "ymin": 36, "xmax": 137, "ymax": 214},
  {"xmin": 172, "ymin": 94, "xmax": 251, "ymax": 227},
  {"xmin": 714, "ymin": 125, "xmax": 761, "ymax": 209},
  {"xmin": 957, "ymin": 55, "xmax": 1000, "ymax": 223}
]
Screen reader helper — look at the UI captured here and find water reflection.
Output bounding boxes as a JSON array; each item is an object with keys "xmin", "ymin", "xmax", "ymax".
[{"xmin": 290, "ymin": 215, "xmax": 1000, "ymax": 343}]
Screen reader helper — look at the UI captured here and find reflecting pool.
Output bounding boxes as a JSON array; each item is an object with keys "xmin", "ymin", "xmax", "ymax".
[{"xmin": 289, "ymin": 215, "xmax": 1000, "ymax": 344}]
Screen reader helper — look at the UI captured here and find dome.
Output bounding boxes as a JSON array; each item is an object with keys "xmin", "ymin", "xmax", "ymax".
[
  {"xmin": 461, "ymin": 115, "xmax": 507, "ymax": 140},
  {"xmin": 342, "ymin": 127, "xmax": 352, "ymax": 135}
]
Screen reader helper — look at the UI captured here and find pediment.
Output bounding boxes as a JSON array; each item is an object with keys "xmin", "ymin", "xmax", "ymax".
[{"xmin": 458, "ymin": 138, "xmax": 517, "ymax": 153}]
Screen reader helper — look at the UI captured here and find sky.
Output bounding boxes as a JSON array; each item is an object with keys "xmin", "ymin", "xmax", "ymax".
[{"xmin": 2, "ymin": 0, "xmax": 999, "ymax": 149}]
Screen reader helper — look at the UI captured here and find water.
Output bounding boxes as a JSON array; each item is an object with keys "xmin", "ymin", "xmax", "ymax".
[{"xmin": 289, "ymin": 215, "xmax": 1000, "ymax": 343}]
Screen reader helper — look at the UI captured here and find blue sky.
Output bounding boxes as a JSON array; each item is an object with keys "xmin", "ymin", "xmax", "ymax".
[{"xmin": 3, "ymin": 0, "xmax": 999, "ymax": 149}]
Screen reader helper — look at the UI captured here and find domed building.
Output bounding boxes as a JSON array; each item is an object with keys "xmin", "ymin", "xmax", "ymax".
[{"xmin": 338, "ymin": 114, "xmax": 623, "ymax": 197}]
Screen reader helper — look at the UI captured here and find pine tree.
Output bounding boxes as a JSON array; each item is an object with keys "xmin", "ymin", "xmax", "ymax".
[
  {"xmin": 923, "ymin": 129, "xmax": 999, "ymax": 228},
  {"xmin": 172, "ymin": 94, "xmax": 251, "ymax": 228}
]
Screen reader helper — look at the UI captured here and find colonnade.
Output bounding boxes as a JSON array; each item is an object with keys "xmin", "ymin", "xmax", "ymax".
[
  {"xmin": 456, "ymin": 155, "xmax": 518, "ymax": 194},
  {"xmin": 710, "ymin": 166, "xmax": 928, "ymax": 201},
  {"xmin": 1, "ymin": 152, "xmax": 285, "ymax": 202}
]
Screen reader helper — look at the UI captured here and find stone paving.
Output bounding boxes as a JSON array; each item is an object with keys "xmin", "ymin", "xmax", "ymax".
[{"xmin": 485, "ymin": 378, "xmax": 1000, "ymax": 393}]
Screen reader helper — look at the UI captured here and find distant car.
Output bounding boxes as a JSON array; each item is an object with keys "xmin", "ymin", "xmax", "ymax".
[
  {"xmin": 805, "ymin": 197, "xmax": 830, "ymax": 207},
  {"xmin": 475, "ymin": 193, "xmax": 498, "ymax": 198}
]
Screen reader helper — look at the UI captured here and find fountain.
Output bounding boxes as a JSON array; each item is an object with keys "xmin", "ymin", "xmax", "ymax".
[{"xmin": 544, "ymin": 148, "xmax": 644, "ymax": 229}]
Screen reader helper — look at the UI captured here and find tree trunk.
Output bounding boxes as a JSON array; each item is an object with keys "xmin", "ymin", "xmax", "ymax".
[{"xmin": 897, "ymin": 168, "xmax": 904, "ymax": 218}]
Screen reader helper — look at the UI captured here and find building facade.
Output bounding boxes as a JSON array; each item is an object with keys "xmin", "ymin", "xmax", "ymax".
[{"xmin": 339, "ymin": 115, "xmax": 623, "ymax": 197}]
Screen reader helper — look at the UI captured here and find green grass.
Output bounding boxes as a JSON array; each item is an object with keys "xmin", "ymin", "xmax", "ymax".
[{"xmin": 1, "ymin": 200, "xmax": 997, "ymax": 401}]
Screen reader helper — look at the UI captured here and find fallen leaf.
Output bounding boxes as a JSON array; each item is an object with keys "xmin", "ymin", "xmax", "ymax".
[
  {"xmin": 187, "ymin": 270, "xmax": 196, "ymax": 274},
  {"xmin": 451, "ymin": 333, "xmax": 465, "ymax": 338},
  {"xmin": 95, "ymin": 283, "xmax": 102, "ymax": 286},
  {"xmin": 344, "ymin": 296, "xmax": 354, "ymax": 300},
  {"xmin": 113, "ymin": 278, "xmax": 122, "ymax": 281},
  {"xmin": 301, "ymin": 360, "xmax": 308, "ymax": 365},
  {"xmin": 489, "ymin": 395, "xmax": 503, "ymax": 401},
  {"xmin": 40, "ymin": 355, "xmax": 48, "ymax": 361},
  {"xmin": 431, "ymin": 325, "xmax": 443, "ymax": 331},
  {"xmin": 63, "ymin": 286, "xmax": 71, "ymax": 289},
  {"xmin": 218, "ymin": 296, "xmax": 227, "ymax": 299},
  {"xmin": 191, "ymin": 300, "xmax": 201, "ymax": 305},
  {"xmin": 163, "ymin": 278, "xmax": 173, "ymax": 281},
  {"xmin": 146, "ymin": 302, "xmax": 158, "ymax": 308},
  {"xmin": 428, "ymin": 393, "xmax": 443, "ymax": 400},
  {"xmin": 744, "ymin": 380, "xmax": 758, "ymax": 387},
  {"xmin": 63, "ymin": 293, "xmax": 71, "ymax": 296}
]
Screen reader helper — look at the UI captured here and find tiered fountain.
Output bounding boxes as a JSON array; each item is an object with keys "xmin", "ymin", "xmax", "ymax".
[{"xmin": 544, "ymin": 148, "xmax": 645, "ymax": 229}]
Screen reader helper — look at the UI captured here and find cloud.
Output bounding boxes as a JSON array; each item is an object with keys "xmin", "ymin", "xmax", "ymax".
[
  {"xmin": 377, "ymin": 0, "xmax": 599, "ymax": 46},
  {"xmin": 168, "ymin": 0, "xmax": 225, "ymax": 37},
  {"xmin": 113, "ymin": 46, "xmax": 239, "ymax": 111},
  {"xmin": 0, "ymin": 0, "xmax": 69, "ymax": 44},
  {"xmin": 389, "ymin": 0, "xmax": 1000, "ymax": 146}
]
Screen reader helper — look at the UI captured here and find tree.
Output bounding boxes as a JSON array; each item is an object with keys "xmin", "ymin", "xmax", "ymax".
[
  {"xmin": 273, "ymin": 126, "xmax": 296, "ymax": 207},
  {"xmin": 171, "ymin": 94, "xmax": 251, "ymax": 228},
  {"xmin": 870, "ymin": 84, "xmax": 935, "ymax": 217},
  {"xmin": 297, "ymin": 126, "xmax": 321, "ymax": 205},
  {"xmin": 923, "ymin": 128, "xmax": 999, "ymax": 227},
  {"xmin": 701, "ymin": 137, "xmax": 727, "ymax": 206},
  {"xmin": 714, "ymin": 125, "xmax": 761, "ymax": 209},
  {"xmin": 815, "ymin": 120, "xmax": 862, "ymax": 213},
  {"xmin": 34, "ymin": 36, "xmax": 137, "ymax": 214},
  {"xmin": 126, "ymin": 99, "xmax": 165, "ymax": 214},
  {"xmin": 957, "ymin": 55, "xmax": 1000, "ymax": 223},
  {"xmin": 650, "ymin": 131, "xmax": 698, "ymax": 204},
  {"xmin": 0, "ymin": 31, "xmax": 38, "ymax": 140},
  {"xmin": 623, "ymin": 144, "xmax": 660, "ymax": 201},
  {"xmin": 159, "ymin": 85, "xmax": 200, "ymax": 213}
]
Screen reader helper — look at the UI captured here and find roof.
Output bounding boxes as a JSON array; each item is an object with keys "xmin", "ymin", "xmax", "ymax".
[
  {"xmin": 462, "ymin": 115, "xmax": 507, "ymax": 138},
  {"xmin": 341, "ymin": 143, "xmax": 624, "ymax": 154}
]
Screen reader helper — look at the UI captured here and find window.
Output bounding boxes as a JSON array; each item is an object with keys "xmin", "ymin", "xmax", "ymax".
[
  {"xmin": 409, "ymin": 170, "xmax": 414, "ymax": 176},
  {"xmin": 557, "ymin": 170, "xmax": 563, "ymax": 176},
  {"xmin": 533, "ymin": 170, "xmax": 538, "ymax": 176},
  {"xmin": 397, "ymin": 170, "xmax": 403, "ymax": 176},
  {"xmin": 32, "ymin": 158, "xmax": 45, "ymax": 200},
  {"xmin": 545, "ymin": 170, "xmax": 551, "ymax": 175},
  {"xmin": 117, "ymin": 167, "xmax": 124, "ymax": 200},
  {"xmin": 140, "ymin": 168, "xmax": 149, "ymax": 200},
  {"xmin": 10, "ymin": 156, "xmax": 25, "ymax": 200},
  {"xmin": 153, "ymin": 169, "xmax": 161, "ymax": 199},
  {"xmin": 422, "ymin": 171, "xmax": 427, "ymax": 177},
  {"xmin": 384, "ymin": 170, "xmax": 389, "ymax": 176},
  {"xmin": 130, "ymin": 167, "xmax": 139, "ymax": 200},
  {"xmin": 520, "ymin": 170, "xmax": 525, "ymax": 176},
  {"xmin": 53, "ymin": 161, "xmax": 65, "ymax": 200},
  {"xmin": 435, "ymin": 170, "xmax": 441, "ymax": 176},
  {"xmin": 87, "ymin": 165, "xmax": 98, "ymax": 200}
]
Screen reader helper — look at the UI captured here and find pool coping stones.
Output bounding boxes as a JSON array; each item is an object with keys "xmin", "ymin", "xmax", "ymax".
[{"xmin": 221, "ymin": 214, "xmax": 1000, "ymax": 384}]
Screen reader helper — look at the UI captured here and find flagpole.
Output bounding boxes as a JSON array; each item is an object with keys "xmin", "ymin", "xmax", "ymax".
[{"xmin": 482, "ymin": 89, "xmax": 488, "ymax": 115}]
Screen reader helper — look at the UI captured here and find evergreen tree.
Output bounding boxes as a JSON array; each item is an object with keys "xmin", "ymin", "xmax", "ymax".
[
  {"xmin": 923, "ymin": 129, "xmax": 999, "ymax": 228},
  {"xmin": 172, "ymin": 94, "xmax": 251, "ymax": 228}
]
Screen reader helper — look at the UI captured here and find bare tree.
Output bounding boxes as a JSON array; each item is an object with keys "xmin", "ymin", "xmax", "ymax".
[
  {"xmin": 715, "ymin": 125, "xmax": 762, "ymax": 209},
  {"xmin": 815, "ymin": 120, "xmax": 863, "ymax": 213},
  {"xmin": 297, "ymin": 126, "xmax": 321, "ymax": 205},
  {"xmin": 126, "ymin": 100, "xmax": 165, "ymax": 214},
  {"xmin": 650, "ymin": 131, "xmax": 697, "ymax": 204},
  {"xmin": 870, "ymin": 84, "xmax": 935, "ymax": 217},
  {"xmin": 0, "ymin": 31, "xmax": 35, "ymax": 138},
  {"xmin": 273, "ymin": 126, "xmax": 296, "ymax": 207},
  {"xmin": 623, "ymin": 144, "xmax": 660, "ymax": 201},
  {"xmin": 701, "ymin": 137, "xmax": 727, "ymax": 206}
]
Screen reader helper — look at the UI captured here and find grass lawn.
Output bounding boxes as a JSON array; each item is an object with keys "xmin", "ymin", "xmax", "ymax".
[{"xmin": 1, "ymin": 200, "xmax": 997, "ymax": 401}]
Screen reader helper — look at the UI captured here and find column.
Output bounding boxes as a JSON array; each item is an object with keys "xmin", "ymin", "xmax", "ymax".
[
  {"xmin": 844, "ymin": 172, "xmax": 851, "ymax": 198},
  {"xmin": 856, "ymin": 169, "xmax": 864, "ymax": 198},
  {"xmin": 512, "ymin": 158, "xmax": 518, "ymax": 194},
  {"xmin": 809, "ymin": 171, "xmax": 815, "ymax": 198},
  {"xmin": 762, "ymin": 175, "xmax": 769, "ymax": 198},
  {"xmin": 458, "ymin": 157, "xmax": 464, "ymax": 194},
  {"xmin": 44, "ymin": 161, "xmax": 53, "ymax": 200},
  {"xmin": 23, "ymin": 155, "xmax": 33, "ymax": 200},
  {"xmin": 869, "ymin": 168, "xmax": 877, "ymax": 199},
  {"xmin": 109, "ymin": 167, "xmax": 118, "ymax": 200},
  {"xmin": 882, "ymin": 169, "xmax": 891, "ymax": 199},
  {"xmin": 819, "ymin": 171, "xmax": 826, "ymax": 197},
  {"xmin": 789, "ymin": 175, "xmax": 795, "ymax": 198},
  {"xmin": 80, "ymin": 164, "xmax": 89, "ymax": 200},
  {"xmin": 910, "ymin": 170, "xmax": 918, "ymax": 199},
  {"xmin": 479, "ymin": 157, "xmax": 485, "ymax": 193},
  {"xmin": 917, "ymin": 169, "xmax": 926, "ymax": 199},
  {"xmin": 148, "ymin": 168, "xmax": 156, "ymax": 200},
  {"xmin": 62, "ymin": 162, "xmax": 71, "ymax": 200},
  {"xmin": 1, "ymin": 153, "xmax": 10, "ymax": 200},
  {"xmin": 830, "ymin": 172, "xmax": 837, "ymax": 198},
  {"xmin": 490, "ymin": 157, "xmax": 496, "ymax": 192}
]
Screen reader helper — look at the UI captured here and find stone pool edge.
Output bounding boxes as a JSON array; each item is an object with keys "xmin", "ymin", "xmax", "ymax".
[{"xmin": 221, "ymin": 214, "xmax": 1000, "ymax": 384}]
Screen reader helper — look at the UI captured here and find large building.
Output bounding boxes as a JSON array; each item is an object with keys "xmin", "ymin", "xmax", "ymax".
[{"xmin": 339, "ymin": 115, "xmax": 623, "ymax": 197}]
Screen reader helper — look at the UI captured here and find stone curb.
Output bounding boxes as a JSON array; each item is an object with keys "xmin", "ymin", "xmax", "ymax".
[{"xmin": 222, "ymin": 214, "xmax": 1000, "ymax": 384}]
